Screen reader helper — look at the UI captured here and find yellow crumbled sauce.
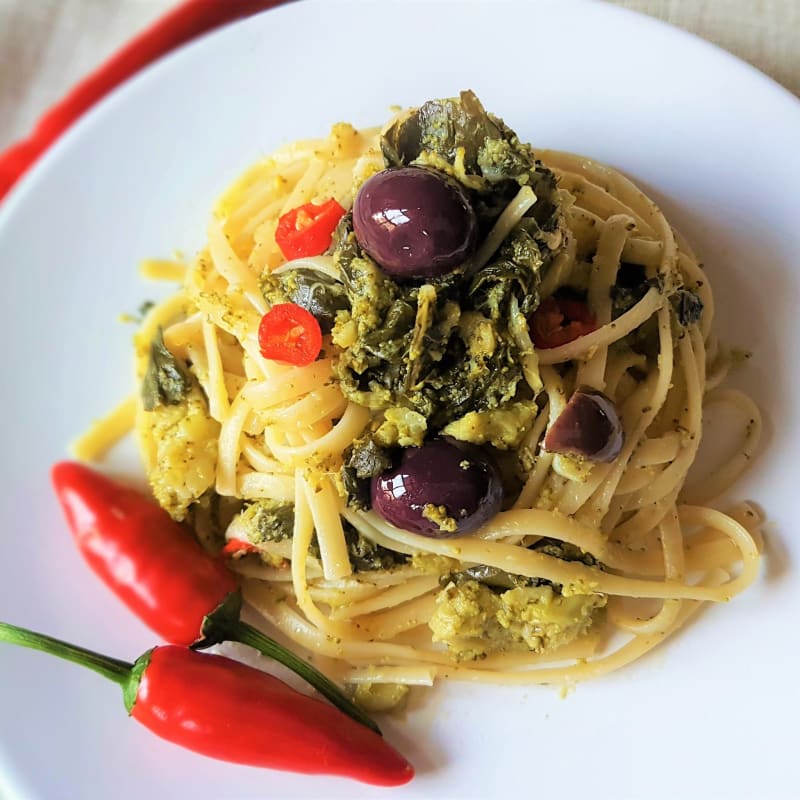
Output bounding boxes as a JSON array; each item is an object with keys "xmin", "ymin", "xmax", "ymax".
[
  {"xmin": 421, "ymin": 504, "xmax": 458, "ymax": 533},
  {"xmin": 411, "ymin": 553, "xmax": 462, "ymax": 575},
  {"xmin": 552, "ymin": 454, "xmax": 594, "ymax": 482},
  {"xmin": 353, "ymin": 682, "xmax": 410, "ymax": 713},
  {"xmin": 441, "ymin": 401, "xmax": 538, "ymax": 449},
  {"xmin": 374, "ymin": 407, "xmax": 428, "ymax": 447},
  {"xmin": 429, "ymin": 579, "xmax": 605, "ymax": 661},
  {"xmin": 136, "ymin": 385, "xmax": 220, "ymax": 520}
]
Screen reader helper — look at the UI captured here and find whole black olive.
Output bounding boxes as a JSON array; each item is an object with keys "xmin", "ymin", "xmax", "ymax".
[
  {"xmin": 370, "ymin": 439, "xmax": 504, "ymax": 537},
  {"xmin": 352, "ymin": 167, "xmax": 478, "ymax": 279},
  {"xmin": 543, "ymin": 387, "xmax": 624, "ymax": 462}
]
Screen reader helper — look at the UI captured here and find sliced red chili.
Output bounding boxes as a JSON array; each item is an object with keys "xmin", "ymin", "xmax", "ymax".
[
  {"xmin": 258, "ymin": 303, "xmax": 322, "ymax": 367},
  {"xmin": 530, "ymin": 293, "xmax": 598, "ymax": 349},
  {"xmin": 275, "ymin": 198, "xmax": 346, "ymax": 260},
  {"xmin": 221, "ymin": 538, "xmax": 259, "ymax": 557}
]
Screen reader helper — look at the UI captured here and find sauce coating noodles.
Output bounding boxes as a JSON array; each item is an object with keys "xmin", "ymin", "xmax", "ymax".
[{"xmin": 76, "ymin": 112, "xmax": 762, "ymax": 694}]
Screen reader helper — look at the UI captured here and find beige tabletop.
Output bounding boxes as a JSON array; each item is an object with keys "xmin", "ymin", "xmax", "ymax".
[{"xmin": 0, "ymin": 0, "xmax": 798, "ymax": 151}]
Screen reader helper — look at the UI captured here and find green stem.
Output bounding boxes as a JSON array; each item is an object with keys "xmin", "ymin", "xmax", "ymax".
[
  {"xmin": 0, "ymin": 621, "xmax": 133, "ymax": 686},
  {"xmin": 227, "ymin": 619, "xmax": 381, "ymax": 736}
]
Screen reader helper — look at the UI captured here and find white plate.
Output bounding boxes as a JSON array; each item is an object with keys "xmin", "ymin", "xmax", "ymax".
[{"xmin": 1, "ymin": 1, "xmax": 798, "ymax": 798}]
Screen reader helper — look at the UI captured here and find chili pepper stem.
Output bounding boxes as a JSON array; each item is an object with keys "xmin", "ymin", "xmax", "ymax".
[
  {"xmin": 0, "ymin": 621, "xmax": 132, "ymax": 684},
  {"xmin": 222, "ymin": 619, "xmax": 381, "ymax": 736}
]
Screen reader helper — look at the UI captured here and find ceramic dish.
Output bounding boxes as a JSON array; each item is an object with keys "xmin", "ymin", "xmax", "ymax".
[{"xmin": 1, "ymin": 1, "xmax": 798, "ymax": 797}]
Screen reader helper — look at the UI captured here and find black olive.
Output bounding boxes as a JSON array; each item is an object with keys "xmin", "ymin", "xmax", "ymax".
[
  {"xmin": 352, "ymin": 167, "xmax": 478, "ymax": 279},
  {"xmin": 543, "ymin": 387, "xmax": 624, "ymax": 462},
  {"xmin": 370, "ymin": 439, "xmax": 503, "ymax": 537}
]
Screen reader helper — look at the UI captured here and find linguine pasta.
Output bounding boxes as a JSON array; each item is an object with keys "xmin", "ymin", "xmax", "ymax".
[{"xmin": 75, "ymin": 99, "xmax": 762, "ymax": 699}]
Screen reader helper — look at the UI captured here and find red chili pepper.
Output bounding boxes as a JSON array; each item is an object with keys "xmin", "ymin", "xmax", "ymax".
[
  {"xmin": 0, "ymin": 622, "xmax": 414, "ymax": 786},
  {"xmin": 51, "ymin": 461, "xmax": 378, "ymax": 734},
  {"xmin": 529, "ymin": 293, "xmax": 598, "ymax": 349},
  {"xmin": 258, "ymin": 303, "xmax": 322, "ymax": 366},
  {"xmin": 52, "ymin": 461, "xmax": 237, "ymax": 645},
  {"xmin": 275, "ymin": 198, "xmax": 346, "ymax": 260}
]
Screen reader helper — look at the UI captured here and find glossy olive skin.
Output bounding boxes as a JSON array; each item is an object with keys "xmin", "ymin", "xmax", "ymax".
[
  {"xmin": 352, "ymin": 167, "xmax": 478, "ymax": 279},
  {"xmin": 370, "ymin": 439, "xmax": 504, "ymax": 537},
  {"xmin": 543, "ymin": 387, "xmax": 624, "ymax": 462}
]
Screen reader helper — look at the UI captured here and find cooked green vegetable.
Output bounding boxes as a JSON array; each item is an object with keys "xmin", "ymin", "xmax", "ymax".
[
  {"xmin": 141, "ymin": 327, "xmax": 192, "ymax": 411},
  {"xmin": 324, "ymin": 91, "xmax": 568, "ymax": 454},
  {"xmin": 429, "ymin": 579, "xmax": 605, "ymax": 660},
  {"xmin": 670, "ymin": 288, "xmax": 704, "ymax": 327},
  {"xmin": 610, "ymin": 263, "xmax": 659, "ymax": 318},
  {"xmin": 138, "ymin": 383, "xmax": 220, "ymax": 521},
  {"xmin": 380, "ymin": 90, "xmax": 562, "ymax": 234},
  {"xmin": 611, "ymin": 263, "xmax": 703, "ymax": 355},
  {"xmin": 455, "ymin": 564, "xmax": 540, "ymax": 591},
  {"xmin": 228, "ymin": 499, "xmax": 406, "ymax": 573},
  {"xmin": 343, "ymin": 523, "xmax": 408, "ymax": 572},
  {"xmin": 340, "ymin": 467, "xmax": 371, "ymax": 512},
  {"xmin": 449, "ymin": 538, "xmax": 597, "ymax": 592},
  {"xmin": 433, "ymin": 539, "xmax": 604, "ymax": 658},
  {"xmin": 341, "ymin": 435, "xmax": 394, "ymax": 510},
  {"xmin": 531, "ymin": 537, "xmax": 598, "ymax": 567},
  {"xmin": 235, "ymin": 500, "xmax": 296, "ymax": 545},
  {"xmin": 332, "ymin": 218, "xmax": 544, "ymax": 439},
  {"xmin": 345, "ymin": 435, "xmax": 393, "ymax": 479},
  {"xmin": 186, "ymin": 490, "xmax": 243, "ymax": 554},
  {"xmin": 261, "ymin": 267, "xmax": 349, "ymax": 333}
]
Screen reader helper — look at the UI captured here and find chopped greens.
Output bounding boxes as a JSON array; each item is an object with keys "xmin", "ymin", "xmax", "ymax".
[
  {"xmin": 448, "ymin": 538, "xmax": 598, "ymax": 594},
  {"xmin": 610, "ymin": 262, "xmax": 659, "ymax": 318},
  {"xmin": 381, "ymin": 90, "xmax": 562, "ymax": 234},
  {"xmin": 343, "ymin": 522, "xmax": 408, "ymax": 572},
  {"xmin": 141, "ymin": 327, "xmax": 192, "ymax": 411},
  {"xmin": 256, "ymin": 92, "xmax": 567, "ymax": 463},
  {"xmin": 345, "ymin": 435, "xmax": 394, "ymax": 480},
  {"xmin": 331, "ymin": 215, "xmax": 546, "ymax": 441},
  {"xmin": 186, "ymin": 490, "xmax": 244, "ymax": 554},
  {"xmin": 329, "ymin": 91, "xmax": 567, "ymax": 437},
  {"xmin": 531, "ymin": 537, "xmax": 598, "ymax": 567},
  {"xmin": 670, "ymin": 288, "xmax": 704, "ymax": 327},
  {"xmin": 341, "ymin": 435, "xmax": 393, "ymax": 510},
  {"xmin": 468, "ymin": 225, "xmax": 543, "ymax": 320},
  {"xmin": 611, "ymin": 263, "xmax": 703, "ymax": 330},
  {"xmin": 228, "ymin": 500, "xmax": 406, "ymax": 573},
  {"xmin": 236, "ymin": 500, "xmax": 296, "ymax": 545},
  {"xmin": 261, "ymin": 268, "xmax": 349, "ymax": 334}
]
